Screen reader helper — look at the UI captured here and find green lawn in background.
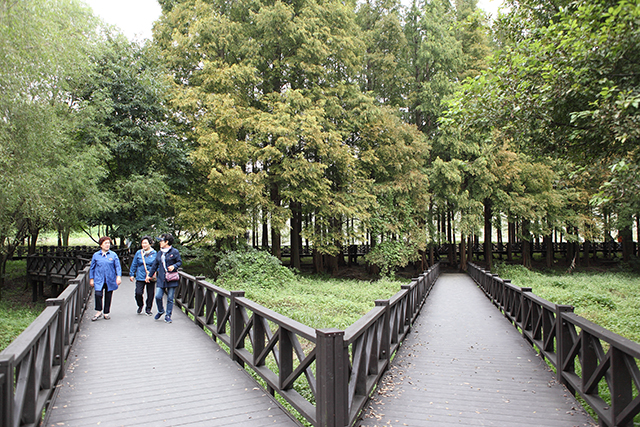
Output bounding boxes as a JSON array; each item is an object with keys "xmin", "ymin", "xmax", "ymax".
[{"xmin": 37, "ymin": 230, "xmax": 98, "ymax": 247}]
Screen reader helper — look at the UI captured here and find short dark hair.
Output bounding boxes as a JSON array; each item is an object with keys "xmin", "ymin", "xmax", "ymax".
[
  {"xmin": 160, "ymin": 233, "xmax": 174, "ymax": 246},
  {"xmin": 98, "ymin": 236, "xmax": 112, "ymax": 246},
  {"xmin": 141, "ymin": 235, "xmax": 154, "ymax": 245}
]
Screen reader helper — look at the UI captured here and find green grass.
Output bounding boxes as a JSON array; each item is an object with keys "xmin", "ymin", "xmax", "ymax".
[
  {"xmin": 1, "ymin": 260, "xmax": 46, "ymax": 351},
  {"xmin": 0, "ymin": 300, "xmax": 46, "ymax": 351},
  {"xmin": 31, "ymin": 228, "xmax": 103, "ymax": 248},
  {"xmin": 493, "ymin": 261, "xmax": 640, "ymax": 343},
  {"xmin": 227, "ymin": 274, "xmax": 405, "ymax": 330},
  {"xmin": 213, "ymin": 248, "xmax": 407, "ymax": 329}
]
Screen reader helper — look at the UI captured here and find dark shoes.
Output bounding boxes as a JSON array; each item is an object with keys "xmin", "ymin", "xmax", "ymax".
[
  {"xmin": 154, "ymin": 312, "xmax": 165, "ymax": 320},
  {"xmin": 137, "ymin": 306, "xmax": 143, "ymax": 315}
]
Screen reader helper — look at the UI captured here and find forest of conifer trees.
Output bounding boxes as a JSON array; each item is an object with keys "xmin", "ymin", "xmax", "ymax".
[{"xmin": 1, "ymin": 0, "xmax": 639, "ymax": 282}]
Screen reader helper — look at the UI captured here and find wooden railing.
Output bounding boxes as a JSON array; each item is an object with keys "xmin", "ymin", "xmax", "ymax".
[
  {"xmin": 27, "ymin": 254, "xmax": 88, "ymax": 279},
  {"xmin": 0, "ymin": 267, "xmax": 92, "ymax": 427},
  {"xmin": 437, "ymin": 241, "xmax": 632, "ymax": 257},
  {"xmin": 273, "ymin": 241, "xmax": 633, "ymax": 260},
  {"xmin": 467, "ymin": 262, "xmax": 640, "ymax": 427},
  {"xmin": 1, "ymin": 261, "xmax": 439, "ymax": 427},
  {"xmin": 174, "ymin": 262, "xmax": 441, "ymax": 426},
  {"xmin": 12, "ymin": 245, "xmax": 93, "ymax": 260}
]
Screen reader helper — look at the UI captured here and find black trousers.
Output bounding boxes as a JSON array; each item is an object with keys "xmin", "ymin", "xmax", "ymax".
[
  {"xmin": 135, "ymin": 280, "xmax": 155, "ymax": 312},
  {"xmin": 94, "ymin": 289, "xmax": 113, "ymax": 314}
]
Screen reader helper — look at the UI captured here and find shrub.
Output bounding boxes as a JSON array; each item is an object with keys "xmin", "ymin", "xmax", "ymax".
[
  {"xmin": 364, "ymin": 240, "xmax": 418, "ymax": 277},
  {"xmin": 215, "ymin": 248, "xmax": 296, "ymax": 289}
]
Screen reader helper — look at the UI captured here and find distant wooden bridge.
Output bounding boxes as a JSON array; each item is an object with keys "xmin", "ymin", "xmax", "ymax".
[
  {"xmin": 25, "ymin": 247, "xmax": 131, "ymax": 301},
  {"xmin": 2, "ymin": 257, "xmax": 640, "ymax": 427},
  {"xmin": 277, "ymin": 240, "xmax": 634, "ymax": 262}
]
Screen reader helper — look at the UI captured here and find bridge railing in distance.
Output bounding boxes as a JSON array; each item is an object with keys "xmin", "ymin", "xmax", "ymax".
[
  {"xmin": 26, "ymin": 247, "xmax": 131, "ymax": 273},
  {"xmin": 26, "ymin": 248, "xmax": 130, "ymax": 301},
  {"xmin": 0, "ymin": 267, "xmax": 92, "ymax": 427},
  {"xmin": 467, "ymin": 262, "xmax": 640, "ymax": 427},
  {"xmin": 175, "ymin": 262, "xmax": 440, "ymax": 427},
  {"xmin": 27, "ymin": 254, "xmax": 88, "ymax": 277}
]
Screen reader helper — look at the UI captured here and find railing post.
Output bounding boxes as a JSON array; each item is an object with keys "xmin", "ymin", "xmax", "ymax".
[
  {"xmin": 401, "ymin": 284, "xmax": 412, "ymax": 327},
  {"xmin": 230, "ymin": 290, "xmax": 245, "ymax": 366},
  {"xmin": 520, "ymin": 287, "xmax": 532, "ymax": 328},
  {"xmin": 503, "ymin": 279, "xmax": 512, "ymax": 319},
  {"xmin": 67, "ymin": 279, "xmax": 82, "ymax": 326},
  {"xmin": 0, "ymin": 354, "xmax": 14, "ymax": 427},
  {"xmin": 316, "ymin": 328, "xmax": 348, "ymax": 427},
  {"xmin": 45, "ymin": 255, "xmax": 52, "ymax": 296},
  {"xmin": 556, "ymin": 304, "xmax": 575, "ymax": 393},
  {"xmin": 611, "ymin": 346, "xmax": 634, "ymax": 427},
  {"xmin": 482, "ymin": 268, "xmax": 489, "ymax": 294},
  {"xmin": 194, "ymin": 277, "xmax": 203, "ymax": 315},
  {"xmin": 46, "ymin": 297, "xmax": 66, "ymax": 374},
  {"xmin": 375, "ymin": 300, "xmax": 390, "ymax": 363},
  {"xmin": 492, "ymin": 274, "xmax": 501, "ymax": 309},
  {"xmin": 195, "ymin": 276, "xmax": 206, "ymax": 319},
  {"xmin": 480, "ymin": 268, "xmax": 488, "ymax": 296}
]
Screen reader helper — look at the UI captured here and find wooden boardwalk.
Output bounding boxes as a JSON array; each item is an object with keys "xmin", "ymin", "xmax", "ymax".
[
  {"xmin": 44, "ymin": 278, "xmax": 301, "ymax": 427},
  {"xmin": 358, "ymin": 273, "xmax": 596, "ymax": 427}
]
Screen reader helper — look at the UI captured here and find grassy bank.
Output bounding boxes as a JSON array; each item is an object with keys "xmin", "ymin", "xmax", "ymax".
[
  {"xmin": 225, "ymin": 274, "xmax": 406, "ymax": 330},
  {"xmin": 493, "ymin": 261, "xmax": 640, "ymax": 344},
  {"xmin": 209, "ymin": 251, "xmax": 409, "ymax": 426},
  {"xmin": 211, "ymin": 248, "xmax": 409, "ymax": 330},
  {"xmin": 0, "ymin": 260, "xmax": 46, "ymax": 351}
]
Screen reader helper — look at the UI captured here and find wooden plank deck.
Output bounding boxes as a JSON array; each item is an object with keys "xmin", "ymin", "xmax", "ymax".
[
  {"xmin": 44, "ymin": 278, "xmax": 301, "ymax": 427},
  {"xmin": 358, "ymin": 273, "xmax": 596, "ymax": 427}
]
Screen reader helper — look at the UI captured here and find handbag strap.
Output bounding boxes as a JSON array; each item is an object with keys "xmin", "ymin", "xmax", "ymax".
[
  {"xmin": 141, "ymin": 249, "xmax": 150, "ymax": 275},
  {"xmin": 161, "ymin": 250, "xmax": 169, "ymax": 273}
]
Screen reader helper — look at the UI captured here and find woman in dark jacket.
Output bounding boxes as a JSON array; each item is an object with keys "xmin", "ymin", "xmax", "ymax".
[{"xmin": 146, "ymin": 233, "xmax": 182, "ymax": 323}]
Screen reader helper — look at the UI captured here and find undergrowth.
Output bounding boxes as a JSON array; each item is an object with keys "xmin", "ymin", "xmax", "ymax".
[{"xmin": 216, "ymin": 248, "xmax": 405, "ymax": 329}]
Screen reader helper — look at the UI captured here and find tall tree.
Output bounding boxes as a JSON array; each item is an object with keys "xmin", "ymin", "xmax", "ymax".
[
  {"xmin": 155, "ymin": 0, "xmax": 429, "ymax": 274},
  {"xmin": 454, "ymin": 0, "xmax": 491, "ymax": 80},
  {"xmin": 403, "ymin": 0, "xmax": 463, "ymax": 135},
  {"xmin": 71, "ymin": 33, "xmax": 188, "ymax": 244},
  {"xmin": 356, "ymin": 0, "xmax": 408, "ymax": 107},
  {"xmin": 0, "ymin": 0, "xmax": 103, "ymax": 296}
]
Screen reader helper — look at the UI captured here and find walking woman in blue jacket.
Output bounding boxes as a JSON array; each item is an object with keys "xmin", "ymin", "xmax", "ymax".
[
  {"xmin": 89, "ymin": 237, "xmax": 122, "ymax": 321},
  {"xmin": 146, "ymin": 233, "xmax": 182, "ymax": 323},
  {"xmin": 129, "ymin": 235, "xmax": 157, "ymax": 315}
]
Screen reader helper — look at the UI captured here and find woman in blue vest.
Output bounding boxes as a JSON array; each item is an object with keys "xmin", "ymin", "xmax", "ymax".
[
  {"xmin": 89, "ymin": 236, "xmax": 122, "ymax": 321},
  {"xmin": 129, "ymin": 235, "xmax": 157, "ymax": 315},
  {"xmin": 146, "ymin": 233, "xmax": 182, "ymax": 323}
]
